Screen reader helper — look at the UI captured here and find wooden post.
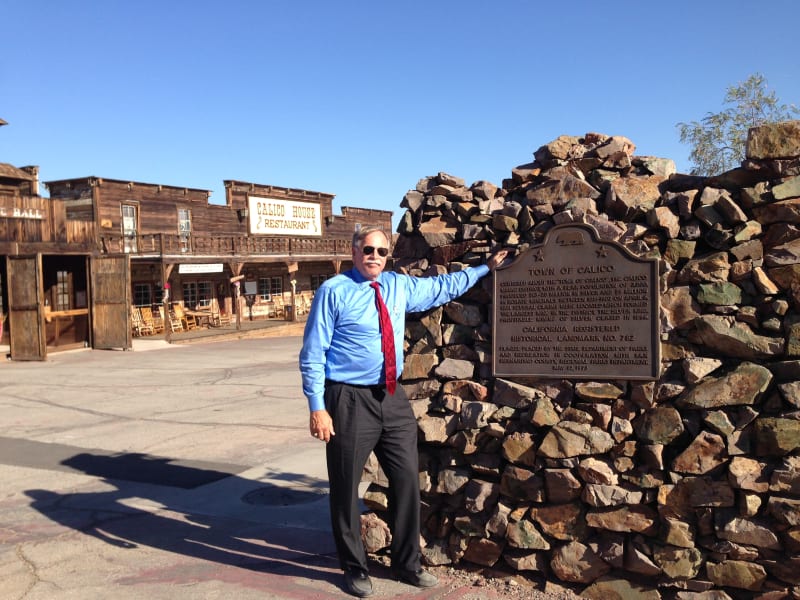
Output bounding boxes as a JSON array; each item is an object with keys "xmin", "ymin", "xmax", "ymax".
[
  {"xmin": 230, "ymin": 273, "xmax": 245, "ymax": 330},
  {"xmin": 162, "ymin": 263, "xmax": 173, "ymax": 342},
  {"xmin": 286, "ymin": 261, "xmax": 299, "ymax": 322}
]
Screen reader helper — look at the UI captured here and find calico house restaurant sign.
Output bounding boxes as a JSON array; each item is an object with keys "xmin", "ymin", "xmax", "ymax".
[
  {"xmin": 493, "ymin": 223, "xmax": 660, "ymax": 380},
  {"xmin": 248, "ymin": 196, "xmax": 322, "ymax": 237}
]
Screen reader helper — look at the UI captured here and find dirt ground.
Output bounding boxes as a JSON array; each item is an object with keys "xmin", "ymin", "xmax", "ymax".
[
  {"xmin": 434, "ymin": 564, "xmax": 581, "ymax": 599},
  {"xmin": 372, "ymin": 554, "xmax": 581, "ymax": 599}
]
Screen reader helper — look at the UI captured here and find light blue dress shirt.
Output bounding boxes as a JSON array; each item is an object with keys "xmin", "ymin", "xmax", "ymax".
[{"xmin": 299, "ymin": 265, "xmax": 490, "ymax": 411}]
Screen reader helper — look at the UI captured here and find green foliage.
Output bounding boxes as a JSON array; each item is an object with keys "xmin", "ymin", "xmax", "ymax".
[{"xmin": 677, "ymin": 73, "xmax": 799, "ymax": 176}]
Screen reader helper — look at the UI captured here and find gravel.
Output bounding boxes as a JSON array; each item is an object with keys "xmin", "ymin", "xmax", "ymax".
[
  {"xmin": 430, "ymin": 564, "xmax": 581, "ymax": 600},
  {"xmin": 372, "ymin": 554, "xmax": 581, "ymax": 599}
]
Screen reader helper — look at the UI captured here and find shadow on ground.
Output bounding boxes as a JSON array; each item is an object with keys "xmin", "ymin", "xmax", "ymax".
[{"xmin": 25, "ymin": 451, "xmax": 344, "ymax": 589}]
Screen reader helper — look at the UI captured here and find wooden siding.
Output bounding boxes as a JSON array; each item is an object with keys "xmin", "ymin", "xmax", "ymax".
[
  {"xmin": 328, "ymin": 206, "xmax": 393, "ymax": 238},
  {"xmin": 224, "ymin": 180, "xmax": 335, "ymax": 212},
  {"xmin": 47, "ymin": 178, "xmax": 224, "ymax": 239},
  {"xmin": 41, "ymin": 176, "xmax": 392, "ymax": 258},
  {"xmin": 0, "ymin": 163, "xmax": 38, "ymax": 197},
  {"xmin": 1, "ymin": 195, "xmax": 52, "ymax": 242},
  {"xmin": 66, "ymin": 220, "xmax": 96, "ymax": 245},
  {"xmin": 0, "ymin": 195, "xmax": 96, "ymax": 249}
]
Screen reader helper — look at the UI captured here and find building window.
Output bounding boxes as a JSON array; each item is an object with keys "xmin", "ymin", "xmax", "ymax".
[
  {"xmin": 182, "ymin": 281, "xmax": 213, "ymax": 308},
  {"xmin": 178, "ymin": 208, "xmax": 191, "ymax": 252},
  {"xmin": 133, "ymin": 283, "xmax": 153, "ymax": 307},
  {"xmin": 122, "ymin": 204, "xmax": 138, "ymax": 253},
  {"xmin": 257, "ymin": 278, "xmax": 269, "ymax": 299},
  {"xmin": 258, "ymin": 276, "xmax": 283, "ymax": 300},
  {"xmin": 270, "ymin": 277, "xmax": 283, "ymax": 299},
  {"xmin": 197, "ymin": 281, "xmax": 212, "ymax": 307},
  {"xmin": 55, "ymin": 270, "xmax": 72, "ymax": 311},
  {"xmin": 310, "ymin": 274, "xmax": 331, "ymax": 291}
]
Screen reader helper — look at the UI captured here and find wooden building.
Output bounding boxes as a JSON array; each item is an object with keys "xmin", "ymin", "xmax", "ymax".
[
  {"xmin": 1, "ymin": 164, "xmax": 99, "ymax": 359},
  {"xmin": 1, "ymin": 164, "xmax": 391, "ymax": 360}
]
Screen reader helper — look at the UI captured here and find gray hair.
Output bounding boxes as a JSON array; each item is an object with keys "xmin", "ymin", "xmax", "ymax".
[{"xmin": 352, "ymin": 226, "xmax": 390, "ymax": 249}]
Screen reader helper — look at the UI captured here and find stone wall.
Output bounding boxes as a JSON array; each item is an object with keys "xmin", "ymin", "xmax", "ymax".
[{"xmin": 362, "ymin": 121, "xmax": 800, "ymax": 599}]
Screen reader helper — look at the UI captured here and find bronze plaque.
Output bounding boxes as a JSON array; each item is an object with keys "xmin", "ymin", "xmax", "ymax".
[{"xmin": 493, "ymin": 223, "xmax": 660, "ymax": 380}]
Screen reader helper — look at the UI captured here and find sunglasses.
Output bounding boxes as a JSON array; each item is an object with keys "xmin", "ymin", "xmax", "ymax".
[{"xmin": 361, "ymin": 245, "xmax": 390, "ymax": 257}]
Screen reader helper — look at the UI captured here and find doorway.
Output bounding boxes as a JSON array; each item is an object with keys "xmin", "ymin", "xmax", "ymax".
[{"xmin": 41, "ymin": 255, "xmax": 90, "ymax": 351}]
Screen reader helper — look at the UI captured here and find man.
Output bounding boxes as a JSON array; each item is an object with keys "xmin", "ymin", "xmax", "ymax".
[{"xmin": 299, "ymin": 226, "xmax": 507, "ymax": 598}]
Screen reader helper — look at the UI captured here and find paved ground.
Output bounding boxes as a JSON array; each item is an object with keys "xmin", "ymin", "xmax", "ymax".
[{"xmin": 0, "ymin": 329, "xmax": 526, "ymax": 599}]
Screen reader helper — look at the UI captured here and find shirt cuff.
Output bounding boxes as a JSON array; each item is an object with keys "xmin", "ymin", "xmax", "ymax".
[
  {"xmin": 474, "ymin": 264, "xmax": 490, "ymax": 278},
  {"xmin": 308, "ymin": 395, "xmax": 326, "ymax": 412}
]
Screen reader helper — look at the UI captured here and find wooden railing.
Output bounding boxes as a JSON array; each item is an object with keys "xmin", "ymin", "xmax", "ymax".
[{"xmin": 98, "ymin": 233, "xmax": 352, "ymax": 257}]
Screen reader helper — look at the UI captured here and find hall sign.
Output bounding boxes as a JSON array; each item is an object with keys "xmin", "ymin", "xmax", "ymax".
[
  {"xmin": 493, "ymin": 223, "xmax": 660, "ymax": 380},
  {"xmin": 248, "ymin": 196, "xmax": 321, "ymax": 237},
  {"xmin": 0, "ymin": 206, "xmax": 44, "ymax": 220}
]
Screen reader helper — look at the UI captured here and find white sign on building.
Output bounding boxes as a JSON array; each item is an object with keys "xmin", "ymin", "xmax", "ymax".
[
  {"xmin": 0, "ymin": 207, "xmax": 45, "ymax": 220},
  {"xmin": 179, "ymin": 263, "xmax": 224, "ymax": 274},
  {"xmin": 248, "ymin": 196, "xmax": 322, "ymax": 237}
]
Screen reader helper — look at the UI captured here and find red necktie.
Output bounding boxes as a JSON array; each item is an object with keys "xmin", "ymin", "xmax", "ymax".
[{"xmin": 370, "ymin": 282, "xmax": 397, "ymax": 394}]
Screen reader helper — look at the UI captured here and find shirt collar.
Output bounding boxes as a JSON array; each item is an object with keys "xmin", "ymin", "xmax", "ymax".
[{"xmin": 347, "ymin": 268, "xmax": 384, "ymax": 286}]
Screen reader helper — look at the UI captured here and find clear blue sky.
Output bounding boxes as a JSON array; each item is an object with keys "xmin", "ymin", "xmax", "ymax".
[{"xmin": 3, "ymin": 0, "xmax": 798, "ymax": 229}]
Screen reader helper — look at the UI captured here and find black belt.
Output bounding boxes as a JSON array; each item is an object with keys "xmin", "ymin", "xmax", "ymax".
[{"xmin": 325, "ymin": 379, "xmax": 386, "ymax": 390}]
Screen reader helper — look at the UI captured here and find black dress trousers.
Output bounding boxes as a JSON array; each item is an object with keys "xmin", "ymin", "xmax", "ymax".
[{"xmin": 324, "ymin": 380, "xmax": 421, "ymax": 574}]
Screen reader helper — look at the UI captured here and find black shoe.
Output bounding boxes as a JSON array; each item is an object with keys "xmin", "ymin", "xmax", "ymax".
[
  {"xmin": 343, "ymin": 569, "xmax": 373, "ymax": 597},
  {"xmin": 394, "ymin": 568, "xmax": 439, "ymax": 588}
]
